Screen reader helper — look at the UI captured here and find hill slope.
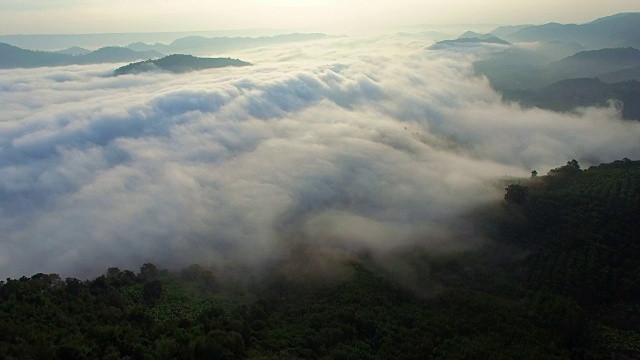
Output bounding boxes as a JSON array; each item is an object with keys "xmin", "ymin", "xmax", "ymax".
[
  {"xmin": 598, "ymin": 65, "xmax": 640, "ymax": 83},
  {"xmin": 127, "ymin": 33, "xmax": 334, "ymax": 55},
  {"xmin": 0, "ymin": 42, "xmax": 163, "ymax": 68},
  {"xmin": 114, "ymin": 54, "xmax": 251, "ymax": 75},
  {"xmin": 504, "ymin": 12, "xmax": 640, "ymax": 49},
  {"xmin": 1, "ymin": 159, "xmax": 639, "ymax": 359},
  {"xmin": 457, "ymin": 31, "xmax": 494, "ymax": 40},
  {"xmin": 54, "ymin": 46, "xmax": 91, "ymax": 56},
  {"xmin": 80, "ymin": 47, "xmax": 162, "ymax": 64},
  {"xmin": 0, "ymin": 42, "xmax": 73, "ymax": 68},
  {"xmin": 546, "ymin": 47, "xmax": 640, "ymax": 80},
  {"xmin": 428, "ymin": 36, "xmax": 510, "ymax": 50},
  {"xmin": 502, "ymin": 78, "xmax": 640, "ymax": 120}
]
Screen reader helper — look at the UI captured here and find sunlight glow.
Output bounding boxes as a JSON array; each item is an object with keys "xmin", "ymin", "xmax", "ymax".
[{"xmin": 1, "ymin": 0, "xmax": 639, "ymax": 35}]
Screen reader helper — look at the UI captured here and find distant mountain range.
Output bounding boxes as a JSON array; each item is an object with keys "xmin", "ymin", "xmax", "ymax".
[
  {"xmin": 436, "ymin": 12, "xmax": 640, "ymax": 121},
  {"xmin": 450, "ymin": 13, "xmax": 640, "ymax": 51},
  {"xmin": 54, "ymin": 46, "xmax": 91, "ymax": 56},
  {"xmin": 124, "ymin": 33, "xmax": 334, "ymax": 56},
  {"xmin": 127, "ymin": 42, "xmax": 173, "ymax": 54},
  {"xmin": 113, "ymin": 54, "xmax": 251, "ymax": 75},
  {"xmin": 545, "ymin": 47, "xmax": 640, "ymax": 80},
  {"xmin": 489, "ymin": 25, "xmax": 532, "ymax": 38},
  {"xmin": 0, "ymin": 30, "xmax": 288, "ymax": 51},
  {"xmin": 597, "ymin": 65, "xmax": 640, "ymax": 83},
  {"xmin": 0, "ymin": 33, "xmax": 334, "ymax": 63},
  {"xmin": 503, "ymin": 78, "xmax": 640, "ymax": 120},
  {"xmin": 475, "ymin": 46, "xmax": 640, "ymax": 120},
  {"xmin": 497, "ymin": 13, "xmax": 640, "ymax": 49},
  {"xmin": 428, "ymin": 36, "xmax": 510, "ymax": 50},
  {"xmin": 476, "ymin": 47, "xmax": 640, "ymax": 90},
  {"xmin": 0, "ymin": 42, "xmax": 163, "ymax": 68}
]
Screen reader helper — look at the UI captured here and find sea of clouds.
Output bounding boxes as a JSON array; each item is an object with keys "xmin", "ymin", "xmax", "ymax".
[{"xmin": 1, "ymin": 37, "xmax": 639, "ymax": 279}]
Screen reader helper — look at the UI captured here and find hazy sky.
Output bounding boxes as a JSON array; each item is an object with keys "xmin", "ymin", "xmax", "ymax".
[{"xmin": 1, "ymin": 0, "xmax": 640, "ymax": 35}]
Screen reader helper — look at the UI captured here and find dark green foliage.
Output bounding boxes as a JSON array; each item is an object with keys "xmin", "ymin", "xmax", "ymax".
[
  {"xmin": 247, "ymin": 267, "xmax": 579, "ymax": 360},
  {"xmin": 504, "ymin": 184, "xmax": 529, "ymax": 204},
  {"xmin": 139, "ymin": 263, "xmax": 159, "ymax": 282},
  {"xmin": 0, "ymin": 266, "xmax": 247, "ymax": 360},
  {"xmin": 1, "ymin": 158, "xmax": 639, "ymax": 359},
  {"xmin": 246, "ymin": 158, "xmax": 640, "ymax": 359},
  {"xmin": 495, "ymin": 158, "xmax": 640, "ymax": 356},
  {"xmin": 143, "ymin": 280, "xmax": 163, "ymax": 304},
  {"xmin": 548, "ymin": 159, "xmax": 582, "ymax": 176}
]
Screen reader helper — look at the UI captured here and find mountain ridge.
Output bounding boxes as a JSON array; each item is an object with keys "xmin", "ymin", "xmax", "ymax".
[
  {"xmin": 502, "ymin": 78, "xmax": 640, "ymax": 120},
  {"xmin": 126, "ymin": 33, "xmax": 335, "ymax": 56},
  {"xmin": 113, "ymin": 54, "xmax": 251, "ymax": 75},
  {"xmin": 0, "ymin": 42, "xmax": 163, "ymax": 68},
  {"xmin": 503, "ymin": 12, "xmax": 640, "ymax": 49}
]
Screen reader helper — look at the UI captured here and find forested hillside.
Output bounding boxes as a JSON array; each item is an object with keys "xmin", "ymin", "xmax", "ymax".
[
  {"xmin": 502, "ymin": 78, "xmax": 640, "ymax": 120},
  {"xmin": 1, "ymin": 159, "xmax": 639, "ymax": 359},
  {"xmin": 0, "ymin": 42, "xmax": 162, "ymax": 68},
  {"xmin": 114, "ymin": 55, "xmax": 251, "ymax": 75}
]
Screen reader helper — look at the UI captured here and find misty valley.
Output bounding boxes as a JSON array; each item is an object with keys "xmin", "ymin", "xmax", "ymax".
[{"xmin": 1, "ymin": 11, "xmax": 640, "ymax": 360}]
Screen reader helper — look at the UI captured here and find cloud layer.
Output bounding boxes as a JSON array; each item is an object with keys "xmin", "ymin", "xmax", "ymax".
[{"xmin": 1, "ymin": 38, "xmax": 639, "ymax": 279}]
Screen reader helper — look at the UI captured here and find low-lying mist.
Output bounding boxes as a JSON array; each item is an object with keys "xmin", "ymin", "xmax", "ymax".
[{"xmin": 1, "ymin": 37, "xmax": 639, "ymax": 279}]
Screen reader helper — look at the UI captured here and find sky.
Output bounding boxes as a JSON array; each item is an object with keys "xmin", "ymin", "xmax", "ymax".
[{"xmin": 1, "ymin": 0, "xmax": 640, "ymax": 35}]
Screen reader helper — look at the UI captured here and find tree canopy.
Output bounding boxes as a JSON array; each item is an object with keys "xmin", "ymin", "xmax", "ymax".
[{"xmin": 1, "ymin": 158, "xmax": 639, "ymax": 359}]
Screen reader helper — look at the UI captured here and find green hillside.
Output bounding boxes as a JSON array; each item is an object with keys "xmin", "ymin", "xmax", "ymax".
[{"xmin": 114, "ymin": 54, "xmax": 251, "ymax": 75}]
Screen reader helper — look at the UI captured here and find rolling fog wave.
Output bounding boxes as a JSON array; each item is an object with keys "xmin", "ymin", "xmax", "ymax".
[{"xmin": 1, "ymin": 38, "xmax": 639, "ymax": 278}]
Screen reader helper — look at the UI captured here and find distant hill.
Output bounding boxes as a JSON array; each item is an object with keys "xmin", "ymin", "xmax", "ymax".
[
  {"xmin": 489, "ymin": 24, "xmax": 532, "ymax": 38},
  {"xmin": 0, "ymin": 30, "xmax": 287, "ymax": 51},
  {"xmin": 114, "ymin": 54, "xmax": 251, "ymax": 75},
  {"xmin": 470, "ymin": 13, "xmax": 640, "ymax": 121},
  {"xmin": 54, "ymin": 46, "xmax": 91, "ymax": 56},
  {"xmin": 429, "ymin": 36, "xmax": 510, "ymax": 50},
  {"xmin": 457, "ymin": 31, "xmax": 495, "ymax": 40},
  {"xmin": 127, "ymin": 42, "xmax": 172, "ymax": 53},
  {"xmin": 474, "ymin": 62, "xmax": 543, "ymax": 90},
  {"xmin": 598, "ymin": 65, "xmax": 640, "ymax": 83},
  {"xmin": 538, "ymin": 40, "xmax": 585, "ymax": 58},
  {"xmin": 127, "ymin": 33, "xmax": 335, "ymax": 56},
  {"xmin": 503, "ymin": 12, "xmax": 640, "ymax": 49},
  {"xmin": 502, "ymin": 78, "xmax": 640, "ymax": 120},
  {"xmin": 475, "ymin": 40, "xmax": 584, "ymax": 70},
  {"xmin": 0, "ymin": 42, "xmax": 163, "ymax": 68},
  {"xmin": 476, "ymin": 47, "xmax": 640, "ymax": 90},
  {"xmin": 79, "ymin": 47, "xmax": 163, "ymax": 64},
  {"xmin": 169, "ymin": 33, "xmax": 333, "ymax": 54},
  {"xmin": 0, "ymin": 42, "xmax": 74, "ymax": 68},
  {"xmin": 546, "ymin": 47, "xmax": 640, "ymax": 79}
]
